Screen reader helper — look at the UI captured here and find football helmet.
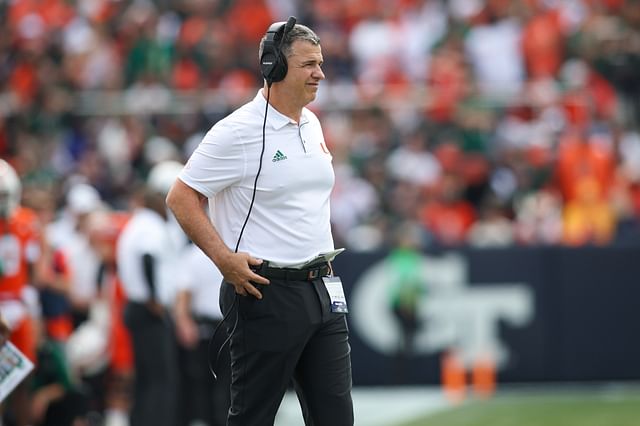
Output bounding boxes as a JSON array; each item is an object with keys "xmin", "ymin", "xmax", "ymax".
[{"xmin": 0, "ymin": 160, "xmax": 21, "ymax": 219}]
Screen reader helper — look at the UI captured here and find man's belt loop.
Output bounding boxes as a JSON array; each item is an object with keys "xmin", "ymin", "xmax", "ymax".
[{"xmin": 307, "ymin": 268, "xmax": 320, "ymax": 280}]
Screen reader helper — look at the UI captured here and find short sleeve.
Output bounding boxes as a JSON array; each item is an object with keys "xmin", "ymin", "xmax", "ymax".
[{"xmin": 179, "ymin": 120, "xmax": 245, "ymax": 197}]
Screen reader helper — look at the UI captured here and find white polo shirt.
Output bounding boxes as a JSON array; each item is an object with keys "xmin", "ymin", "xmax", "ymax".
[
  {"xmin": 179, "ymin": 90, "xmax": 335, "ymax": 266},
  {"xmin": 117, "ymin": 208, "xmax": 184, "ymax": 306},
  {"xmin": 176, "ymin": 244, "xmax": 223, "ymax": 320}
]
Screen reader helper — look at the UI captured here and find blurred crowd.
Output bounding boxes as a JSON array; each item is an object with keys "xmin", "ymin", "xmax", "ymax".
[{"xmin": 3, "ymin": 0, "xmax": 640, "ymax": 251}]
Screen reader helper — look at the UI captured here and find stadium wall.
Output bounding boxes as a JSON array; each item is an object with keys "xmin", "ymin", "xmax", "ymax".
[{"xmin": 333, "ymin": 245, "xmax": 640, "ymax": 386}]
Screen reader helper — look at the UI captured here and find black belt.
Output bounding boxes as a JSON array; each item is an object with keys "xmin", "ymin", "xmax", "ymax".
[{"xmin": 255, "ymin": 262, "xmax": 331, "ymax": 281}]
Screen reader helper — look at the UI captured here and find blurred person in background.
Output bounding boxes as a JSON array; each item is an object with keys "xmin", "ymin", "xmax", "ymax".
[
  {"xmin": 46, "ymin": 182, "xmax": 104, "ymax": 251},
  {"xmin": 330, "ymin": 163, "xmax": 380, "ymax": 251},
  {"xmin": 463, "ymin": 0, "xmax": 525, "ymax": 99},
  {"xmin": 118, "ymin": 160, "xmax": 186, "ymax": 426},
  {"xmin": 467, "ymin": 193, "xmax": 515, "ymax": 247},
  {"xmin": 513, "ymin": 188, "xmax": 563, "ymax": 245},
  {"xmin": 385, "ymin": 221, "xmax": 428, "ymax": 383},
  {"xmin": 21, "ymin": 186, "xmax": 75, "ymax": 343},
  {"xmin": 174, "ymin": 242, "xmax": 230, "ymax": 426},
  {"xmin": 50, "ymin": 182, "xmax": 106, "ymax": 329},
  {"xmin": 0, "ymin": 159, "xmax": 48, "ymax": 425},
  {"xmin": 10, "ymin": 181, "xmax": 95, "ymax": 426},
  {"xmin": 90, "ymin": 210, "xmax": 134, "ymax": 426},
  {"xmin": 24, "ymin": 185, "xmax": 111, "ymax": 422},
  {"xmin": 64, "ymin": 209, "xmax": 133, "ymax": 426},
  {"xmin": 562, "ymin": 176, "xmax": 616, "ymax": 246},
  {"xmin": 29, "ymin": 316, "xmax": 91, "ymax": 426},
  {"xmin": 420, "ymin": 172, "xmax": 476, "ymax": 247}
]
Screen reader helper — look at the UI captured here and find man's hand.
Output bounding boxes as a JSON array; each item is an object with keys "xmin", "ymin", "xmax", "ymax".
[
  {"xmin": 217, "ymin": 252, "xmax": 270, "ymax": 299},
  {"xmin": 175, "ymin": 314, "xmax": 199, "ymax": 349}
]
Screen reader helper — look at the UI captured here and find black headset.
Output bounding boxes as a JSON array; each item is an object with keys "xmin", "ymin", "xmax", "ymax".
[{"xmin": 260, "ymin": 16, "xmax": 297, "ymax": 86}]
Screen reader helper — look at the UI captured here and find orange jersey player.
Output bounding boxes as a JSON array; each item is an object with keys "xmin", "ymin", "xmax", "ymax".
[
  {"xmin": 0, "ymin": 160, "xmax": 45, "ymax": 363},
  {"xmin": 0, "ymin": 159, "xmax": 48, "ymax": 426}
]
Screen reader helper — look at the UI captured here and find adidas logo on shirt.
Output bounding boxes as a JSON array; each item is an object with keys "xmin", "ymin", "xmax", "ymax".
[{"xmin": 272, "ymin": 150, "xmax": 288, "ymax": 162}]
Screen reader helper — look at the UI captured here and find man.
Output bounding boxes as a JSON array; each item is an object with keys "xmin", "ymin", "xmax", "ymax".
[
  {"xmin": 166, "ymin": 18, "xmax": 354, "ymax": 426},
  {"xmin": 118, "ymin": 160, "xmax": 187, "ymax": 426}
]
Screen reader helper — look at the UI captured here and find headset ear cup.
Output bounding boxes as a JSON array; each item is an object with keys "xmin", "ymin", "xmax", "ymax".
[
  {"xmin": 270, "ymin": 53, "xmax": 288, "ymax": 83},
  {"xmin": 260, "ymin": 48, "xmax": 277, "ymax": 82},
  {"xmin": 260, "ymin": 18, "xmax": 295, "ymax": 84},
  {"xmin": 261, "ymin": 42, "xmax": 287, "ymax": 83}
]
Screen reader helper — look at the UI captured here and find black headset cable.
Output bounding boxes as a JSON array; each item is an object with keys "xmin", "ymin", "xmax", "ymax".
[{"xmin": 208, "ymin": 85, "xmax": 271, "ymax": 380}]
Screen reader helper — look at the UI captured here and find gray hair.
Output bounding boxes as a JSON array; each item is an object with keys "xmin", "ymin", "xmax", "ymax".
[{"xmin": 258, "ymin": 24, "xmax": 320, "ymax": 60}]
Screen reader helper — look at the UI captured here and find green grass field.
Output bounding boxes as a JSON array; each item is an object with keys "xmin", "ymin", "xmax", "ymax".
[{"xmin": 395, "ymin": 388, "xmax": 640, "ymax": 426}]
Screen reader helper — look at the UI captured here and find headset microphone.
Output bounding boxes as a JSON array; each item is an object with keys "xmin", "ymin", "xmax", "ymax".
[{"xmin": 283, "ymin": 15, "xmax": 296, "ymax": 34}]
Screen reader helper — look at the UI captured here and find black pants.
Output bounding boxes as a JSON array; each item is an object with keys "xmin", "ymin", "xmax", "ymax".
[
  {"xmin": 124, "ymin": 302, "xmax": 178, "ymax": 426},
  {"xmin": 220, "ymin": 276, "xmax": 354, "ymax": 426}
]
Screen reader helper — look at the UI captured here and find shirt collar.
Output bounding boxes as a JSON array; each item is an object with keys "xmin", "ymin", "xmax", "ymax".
[{"xmin": 253, "ymin": 90, "xmax": 310, "ymax": 130}]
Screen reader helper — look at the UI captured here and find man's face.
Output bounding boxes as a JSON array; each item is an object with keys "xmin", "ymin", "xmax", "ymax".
[{"xmin": 281, "ymin": 40, "xmax": 325, "ymax": 107}]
